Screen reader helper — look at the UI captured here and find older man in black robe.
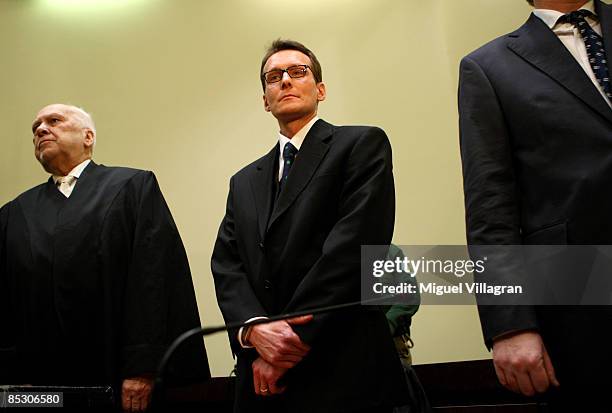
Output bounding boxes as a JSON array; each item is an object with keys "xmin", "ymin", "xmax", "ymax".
[{"xmin": 0, "ymin": 104, "xmax": 209, "ymax": 412}]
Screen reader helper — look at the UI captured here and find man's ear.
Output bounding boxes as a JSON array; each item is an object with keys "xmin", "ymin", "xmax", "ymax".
[
  {"xmin": 263, "ymin": 94, "xmax": 271, "ymax": 112},
  {"xmin": 84, "ymin": 129, "xmax": 95, "ymax": 148},
  {"xmin": 316, "ymin": 82, "xmax": 326, "ymax": 102}
]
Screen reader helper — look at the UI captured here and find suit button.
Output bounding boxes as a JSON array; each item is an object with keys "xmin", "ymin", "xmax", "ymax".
[
  {"xmin": 264, "ymin": 279, "xmax": 272, "ymax": 289},
  {"xmin": 259, "ymin": 242, "xmax": 265, "ymax": 249}
]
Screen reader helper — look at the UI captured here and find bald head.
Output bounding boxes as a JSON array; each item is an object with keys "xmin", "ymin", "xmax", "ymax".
[
  {"xmin": 34, "ymin": 104, "xmax": 96, "ymax": 136},
  {"xmin": 32, "ymin": 103, "xmax": 96, "ymax": 176}
]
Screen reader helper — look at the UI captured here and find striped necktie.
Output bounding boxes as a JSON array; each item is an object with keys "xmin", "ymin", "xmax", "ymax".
[
  {"xmin": 279, "ymin": 142, "xmax": 298, "ymax": 193},
  {"xmin": 564, "ymin": 10, "xmax": 611, "ymax": 100}
]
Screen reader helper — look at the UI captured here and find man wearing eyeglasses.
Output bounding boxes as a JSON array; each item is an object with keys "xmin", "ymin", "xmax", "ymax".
[
  {"xmin": 459, "ymin": 0, "xmax": 611, "ymax": 410},
  {"xmin": 211, "ymin": 39, "xmax": 409, "ymax": 413}
]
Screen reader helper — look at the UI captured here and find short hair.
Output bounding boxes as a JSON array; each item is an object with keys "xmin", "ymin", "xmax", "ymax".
[
  {"xmin": 526, "ymin": 0, "xmax": 534, "ymax": 5},
  {"xmin": 68, "ymin": 105, "xmax": 97, "ymax": 150},
  {"xmin": 55, "ymin": 104, "xmax": 96, "ymax": 152},
  {"xmin": 70, "ymin": 106, "xmax": 96, "ymax": 135},
  {"xmin": 260, "ymin": 39, "xmax": 323, "ymax": 91}
]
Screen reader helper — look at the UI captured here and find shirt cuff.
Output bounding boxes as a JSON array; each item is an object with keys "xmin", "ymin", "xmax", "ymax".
[{"xmin": 238, "ymin": 316, "xmax": 268, "ymax": 348}]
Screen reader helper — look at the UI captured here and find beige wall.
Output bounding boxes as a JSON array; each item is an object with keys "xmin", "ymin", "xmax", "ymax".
[{"xmin": 0, "ymin": 0, "xmax": 540, "ymax": 377}]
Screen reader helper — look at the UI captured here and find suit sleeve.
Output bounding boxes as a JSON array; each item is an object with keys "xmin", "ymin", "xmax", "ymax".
[
  {"xmin": 458, "ymin": 56, "xmax": 538, "ymax": 345},
  {"xmin": 285, "ymin": 127, "xmax": 396, "ymax": 345},
  {"xmin": 211, "ymin": 176, "xmax": 268, "ymax": 354},
  {"xmin": 121, "ymin": 171, "xmax": 210, "ymax": 382}
]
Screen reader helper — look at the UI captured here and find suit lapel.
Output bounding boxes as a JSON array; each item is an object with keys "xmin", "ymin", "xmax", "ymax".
[
  {"xmin": 250, "ymin": 145, "xmax": 278, "ymax": 241},
  {"xmin": 267, "ymin": 119, "xmax": 333, "ymax": 232},
  {"xmin": 507, "ymin": 13, "xmax": 612, "ymax": 124}
]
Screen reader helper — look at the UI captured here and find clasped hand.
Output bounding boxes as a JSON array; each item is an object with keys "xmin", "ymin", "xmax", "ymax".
[
  {"xmin": 121, "ymin": 376, "xmax": 153, "ymax": 412},
  {"xmin": 249, "ymin": 315, "xmax": 312, "ymax": 396}
]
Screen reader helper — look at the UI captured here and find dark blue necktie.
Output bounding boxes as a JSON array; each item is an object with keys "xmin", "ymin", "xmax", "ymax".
[
  {"xmin": 279, "ymin": 142, "xmax": 298, "ymax": 193},
  {"xmin": 564, "ymin": 10, "xmax": 611, "ymax": 100}
]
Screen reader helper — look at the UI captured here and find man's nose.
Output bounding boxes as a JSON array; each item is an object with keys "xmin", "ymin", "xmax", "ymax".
[
  {"xmin": 280, "ymin": 71, "xmax": 293, "ymax": 87},
  {"xmin": 35, "ymin": 125, "xmax": 50, "ymax": 138}
]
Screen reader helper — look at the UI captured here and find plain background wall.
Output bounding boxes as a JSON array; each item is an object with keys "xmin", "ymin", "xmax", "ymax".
[{"xmin": 0, "ymin": 0, "xmax": 551, "ymax": 376}]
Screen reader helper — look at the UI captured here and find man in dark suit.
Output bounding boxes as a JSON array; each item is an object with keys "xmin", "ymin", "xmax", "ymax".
[
  {"xmin": 0, "ymin": 104, "xmax": 210, "ymax": 412},
  {"xmin": 459, "ymin": 0, "xmax": 611, "ymax": 409},
  {"xmin": 211, "ymin": 39, "xmax": 409, "ymax": 413}
]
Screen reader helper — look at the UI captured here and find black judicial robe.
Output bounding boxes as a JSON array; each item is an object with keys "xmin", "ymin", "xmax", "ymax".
[{"xmin": 0, "ymin": 161, "xmax": 209, "ymax": 387}]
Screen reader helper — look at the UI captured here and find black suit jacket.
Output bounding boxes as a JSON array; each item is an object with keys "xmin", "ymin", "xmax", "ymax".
[
  {"xmin": 459, "ymin": 1, "xmax": 612, "ymax": 345},
  {"xmin": 211, "ymin": 119, "xmax": 408, "ymax": 413}
]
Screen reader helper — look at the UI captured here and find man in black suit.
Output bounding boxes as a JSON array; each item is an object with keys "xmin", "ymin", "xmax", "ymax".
[
  {"xmin": 459, "ymin": 0, "xmax": 611, "ymax": 409},
  {"xmin": 211, "ymin": 39, "xmax": 409, "ymax": 413}
]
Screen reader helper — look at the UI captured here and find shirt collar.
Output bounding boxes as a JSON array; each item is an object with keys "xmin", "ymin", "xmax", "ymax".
[
  {"xmin": 52, "ymin": 158, "xmax": 91, "ymax": 184},
  {"xmin": 278, "ymin": 116, "xmax": 319, "ymax": 153},
  {"xmin": 532, "ymin": 1, "xmax": 596, "ymax": 29}
]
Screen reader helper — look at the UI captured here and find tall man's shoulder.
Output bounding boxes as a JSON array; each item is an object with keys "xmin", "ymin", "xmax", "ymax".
[
  {"xmin": 461, "ymin": 19, "xmax": 535, "ymax": 67},
  {"xmin": 333, "ymin": 123, "xmax": 389, "ymax": 140},
  {"xmin": 305, "ymin": 120, "xmax": 393, "ymax": 156}
]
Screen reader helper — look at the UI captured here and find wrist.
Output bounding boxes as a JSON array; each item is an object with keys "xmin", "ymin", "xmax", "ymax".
[
  {"xmin": 238, "ymin": 316, "xmax": 267, "ymax": 348},
  {"xmin": 493, "ymin": 329, "xmax": 538, "ymax": 343},
  {"xmin": 243, "ymin": 325, "xmax": 254, "ymax": 347}
]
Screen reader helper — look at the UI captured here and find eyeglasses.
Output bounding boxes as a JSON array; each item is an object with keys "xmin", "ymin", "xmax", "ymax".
[{"xmin": 262, "ymin": 65, "xmax": 310, "ymax": 84}]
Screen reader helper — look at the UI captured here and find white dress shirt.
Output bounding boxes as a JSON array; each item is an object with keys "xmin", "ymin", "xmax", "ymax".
[
  {"xmin": 533, "ymin": 1, "xmax": 611, "ymax": 107},
  {"xmin": 52, "ymin": 159, "xmax": 91, "ymax": 198}
]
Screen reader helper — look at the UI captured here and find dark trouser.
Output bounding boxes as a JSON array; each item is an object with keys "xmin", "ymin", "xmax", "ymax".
[
  {"xmin": 538, "ymin": 306, "xmax": 612, "ymax": 413},
  {"xmin": 393, "ymin": 360, "xmax": 431, "ymax": 413}
]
